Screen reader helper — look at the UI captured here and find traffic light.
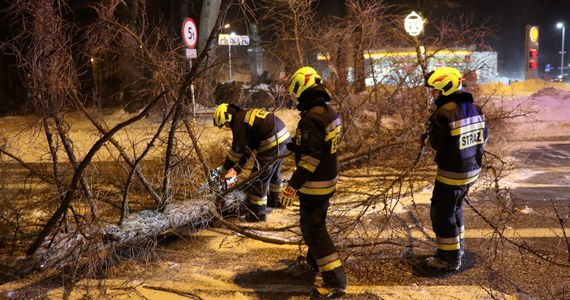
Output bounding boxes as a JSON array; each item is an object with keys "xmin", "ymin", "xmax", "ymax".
[{"xmin": 525, "ymin": 25, "xmax": 539, "ymax": 78}]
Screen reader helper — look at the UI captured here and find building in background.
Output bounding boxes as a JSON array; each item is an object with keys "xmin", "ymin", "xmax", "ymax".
[{"xmin": 317, "ymin": 47, "xmax": 498, "ymax": 87}]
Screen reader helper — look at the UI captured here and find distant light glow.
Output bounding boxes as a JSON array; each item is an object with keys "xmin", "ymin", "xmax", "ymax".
[
  {"xmin": 556, "ymin": 22, "xmax": 565, "ymax": 77},
  {"xmin": 317, "ymin": 49, "xmax": 471, "ymax": 60}
]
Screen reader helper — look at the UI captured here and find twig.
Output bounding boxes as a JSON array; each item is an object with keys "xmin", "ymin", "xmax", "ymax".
[
  {"xmin": 465, "ymin": 196, "xmax": 570, "ymax": 267},
  {"xmin": 26, "ymin": 95, "xmax": 163, "ymax": 256},
  {"xmin": 549, "ymin": 199, "xmax": 570, "ymax": 263}
]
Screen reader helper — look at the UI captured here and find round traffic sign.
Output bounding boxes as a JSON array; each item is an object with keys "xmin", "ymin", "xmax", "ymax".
[
  {"xmin": 182, "ymin": 18, "xmax": 198, "ymax": 49},
  {"xmin": 404, "ymin": 11, "xmax": 423, "ymax": 37}
]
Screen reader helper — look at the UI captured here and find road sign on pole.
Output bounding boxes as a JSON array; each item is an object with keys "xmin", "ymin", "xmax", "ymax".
[
  {"xmin": 182, "ymin": 18, "xmax": 198, "ymax": 49},
  {"xmin": 404, "ymin": 11, "xmax": 424, "ymax": 37},
  {"xmin": 218, "ymin": 34, "xmax": 250, "ymax": 46}
]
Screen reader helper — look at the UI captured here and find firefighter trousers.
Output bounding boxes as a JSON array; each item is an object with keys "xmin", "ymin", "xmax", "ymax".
[
  {"xmin": 299, "ymin": 193, "xmax": 347, "ymax": 289},
  {"xmin": 430, "ymin": 180, "xmax": 469, "ymax": 264},
  {"xmin": 245, "ymin": 143, "xmax": 287, "ymax": 217}
]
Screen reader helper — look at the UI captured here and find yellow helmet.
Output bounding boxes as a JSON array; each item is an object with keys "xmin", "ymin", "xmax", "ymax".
[
  {"xmin": 213, "ymin": 103, "xmax": 232, "ymax": 128},
  {"xmin": 288, "ymin": 66, "xmax": 321, "ymax": 98},
  {"xmin": 425, "ymin": 67, "xmax": 463, "ymax": 96}
]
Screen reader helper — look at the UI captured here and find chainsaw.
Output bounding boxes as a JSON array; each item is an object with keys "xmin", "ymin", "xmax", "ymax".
[{"xmin": 206, "ymin": 167, "xmax": 238, "ymax": 192}]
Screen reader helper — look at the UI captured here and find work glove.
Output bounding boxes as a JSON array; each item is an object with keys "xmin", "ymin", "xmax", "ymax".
[{"xmin": 279, "ymin": 185, "xmax": 297, "ymax": 207}]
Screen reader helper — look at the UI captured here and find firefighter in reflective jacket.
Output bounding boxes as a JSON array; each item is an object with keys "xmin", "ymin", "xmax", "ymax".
[
  {"xmin": 280, "ymin": 66, "xmax": 347, "ymax": 299},
  {"xmin": 213, "ymin": 103, "xmax": 290, "ymax": 222},
  {"xmin": 420, "ymin": 67, "xmax": 488, "ymax": 271}
]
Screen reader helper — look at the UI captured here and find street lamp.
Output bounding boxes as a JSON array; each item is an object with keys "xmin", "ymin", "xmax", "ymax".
[
  {"xmin": 229, "ymin": 32, "xmax": 235, "ymax": 81},
  {"xmin": 556, "ymin": 22, "xmax": 565, "ymax": 79},
  {"xmin": 222, "ymin": 24, "xmax": 234, "ymax": 81}
]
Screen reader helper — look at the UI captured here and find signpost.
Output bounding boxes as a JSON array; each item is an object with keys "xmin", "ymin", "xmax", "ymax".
[
  {"xmin": 182, "ymin": 18, "xmax": 198, "ymax": 60},
  {"xmin": 182, "ymin": 17, "xmax": 198, "ymax": 116},
  {"xmin": 404, "ymin": 11, "xmax": 426, "ymax": 78},
  {"xmin": 404, "ymin": 11, "xmax": 424, "ymax": 37},
  {"xmin": 182, "ymin": 18, "xmax": 198, "ymax": 49},
  {"xmin": 525, "ymin": 25, "xmax": 539, "ymax": 80}
]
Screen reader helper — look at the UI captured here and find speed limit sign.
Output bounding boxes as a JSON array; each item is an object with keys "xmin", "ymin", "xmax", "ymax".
[{"xmin": 182, "ymin": 18, "xmax": 198, "ymax": 49}]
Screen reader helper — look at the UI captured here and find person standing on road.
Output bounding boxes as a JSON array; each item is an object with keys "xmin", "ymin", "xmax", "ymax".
[
  {"xmin": 420, "ymin": 67, "xmax": 488, "ymax": 271},
  {"xmin": 280, "ymin": 66, "xmax": 347, "ymax": 299},
  {"xmin": 213, "ymin": 103, "xmax": 291, "ymax": 222}
]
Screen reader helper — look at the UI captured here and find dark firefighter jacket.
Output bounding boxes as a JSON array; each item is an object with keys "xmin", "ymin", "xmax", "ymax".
[
  {"xmin": 223, "ymin": 108, "xmax": 290, "ymax": 172},
  {"xmin": 427, "ymin": 91, "xmax": 488, "ymax": 186},
  {"xmin": 287, "ymin": 85, "xmax": 341, "ymax": 196}
]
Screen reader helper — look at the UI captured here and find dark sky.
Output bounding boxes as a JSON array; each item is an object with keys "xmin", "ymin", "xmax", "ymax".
[{"xmin": 443, "ymin": 0, "xmax": 570, "ymax": 78}]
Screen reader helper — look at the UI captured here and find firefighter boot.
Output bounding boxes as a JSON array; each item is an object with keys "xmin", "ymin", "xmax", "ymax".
[
  {"xmin": 309, "ymin": 286, "xmax": 346, "ymax": 299},
  {"xmin": 313, "ymin": 264, "xmax": 348, "ymax": 299},
  {"xmin": 425, "ymin": 256, "xmax": 461, "ymax": 271},
  {"xmin": 267, "ymin": 190, "xmax": 282, "ymax": 209},
  {"xmin": 297, "ymin": 255, "xmax": 318, "ymax": 273},
  {"xmin": 244, "ymin": 203, "xmax": 267, "ymax": 222},
  {"xmin": 426, "ymin": 247, "xmax": 461, "ymax": 271}
]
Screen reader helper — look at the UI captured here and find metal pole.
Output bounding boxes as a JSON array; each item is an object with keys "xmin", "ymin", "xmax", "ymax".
[
  {"xmin": 224, "ymin": 43, "xmax": 232, "ymax": 81},
  {"xmin": 191, "ymin": 83, "xmax": 196, "ymax": 118},
  {"xmin": 561, "ymin": 26, "xmax": 565, "ymax": 78}
]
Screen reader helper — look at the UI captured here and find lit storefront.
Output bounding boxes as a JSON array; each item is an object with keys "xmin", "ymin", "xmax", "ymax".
[{"xmin": 317, "ymin": 48, "xmax": 497, "ymax": 86}]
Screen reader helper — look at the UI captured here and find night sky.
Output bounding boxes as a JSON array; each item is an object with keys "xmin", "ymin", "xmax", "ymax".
[{"xmin": 442, "ymin": 0, "xmax": 570, "ymax": 78}]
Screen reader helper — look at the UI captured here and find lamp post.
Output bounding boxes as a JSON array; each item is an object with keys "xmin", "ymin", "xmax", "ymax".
[
  {"xmin": 557, "ymin": 22, "xmax": 565, "ymax": 79},
  {"xmin": 228, "ymin": 32, "xmax": 235, "ymax": 81},
  {"xmin": 222, "ymin": 23, "xmax": 234, "ymax": 82}
]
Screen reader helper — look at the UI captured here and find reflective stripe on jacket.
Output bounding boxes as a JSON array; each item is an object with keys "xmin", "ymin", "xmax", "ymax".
[
  {"xmin": 223, "ymin": 108, "xmax": 290, "ymax": 171},
  {"xmin": 289, "ymin": 102, "xmax": 341, "ymax": 196},
  {"xmin": 427, "ymin": 91, "xmax": 488, "ymax": 186}
]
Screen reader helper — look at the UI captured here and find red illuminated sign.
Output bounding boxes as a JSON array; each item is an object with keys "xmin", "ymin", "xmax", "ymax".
[
  {"xmin": 525, "ymin": 25, "xmax": 539, "ymax": 77},
  {"xmin": 529, "ymin": 49, "xmax": 538, "ymax": 58},
  {"xmin": 529, "ymin": 61, "xmax": 538, "ymax": 69}
]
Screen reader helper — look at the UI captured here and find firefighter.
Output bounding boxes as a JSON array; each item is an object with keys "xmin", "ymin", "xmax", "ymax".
[
  {"xmin": 280, "ymin": 66, "xmax": 347, "ymax": 299},
  {"xmin": 420, "ymin": 67, "xmax": 488, "ymax": 271},
  {"xmin": 213, "ymin": 103, "xmax": 290, "ymax": 222}
]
